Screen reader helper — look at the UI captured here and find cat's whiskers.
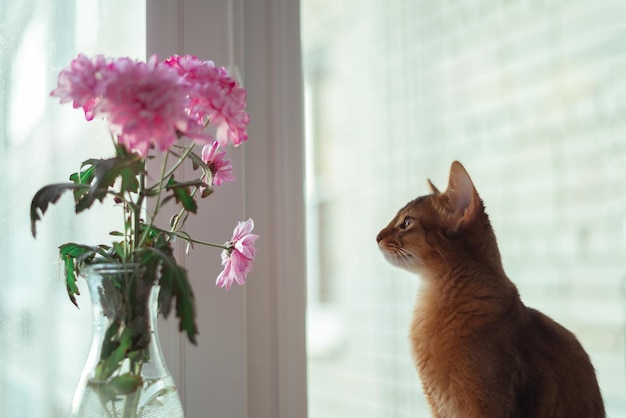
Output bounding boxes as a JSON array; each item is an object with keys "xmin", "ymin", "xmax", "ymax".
[{"xmin": 397, "ymin": 247, "xmax": 423, "ymax": 268}]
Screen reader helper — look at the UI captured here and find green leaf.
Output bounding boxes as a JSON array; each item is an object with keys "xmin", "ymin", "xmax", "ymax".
[
  {"xmin": 112, "ymin": 241, "xmax": 126, "ymax": 259},
  {"xmin": 59, "ymin": 243, "xmax": 97, "ymax": 307},
  {"xmin": 31, "ymin": 154, "xmax": 144, "ymax": 235},
  {"xmin": 187, "ymin": 150, "xmax": 214, "ymax": 198},
  {"xmin": 108, "ymin": 373, "xmax": 143, "ymax": 395},
  {"xmin": 143, "ymin": 246, "xmax": 198, "ymax": 344},
  {"xmin": 96, "ymin": 326, "xmax": 137, "ymax": 381},
  {"xmin": 88, "ymin": 372, "xmax": 143, "ymax": 405},
  {"xmin": 160, "ymin": 194, "xmax": 176, "ymax": 207},
  {"xmin": 187, "ymin": 150, "xmax": 213, "ymax": 181},
  {"xmin": 69, "ymin": 165, "xmax": 95, "ymax": 202},
  {"xmin": 75, "ymin": 154, "xmax": 144, "ymax": 213},
  {"xmin": 165, "ymin": 176, "xmax": 198, "ymax": 214},
  {"xmin": 30, "ymin": 183, "xmax": 89, "ymax": 237},
  {"xmin": 162, "ymin": 259, "xmax": 198, "ymax": 344},
  {"xmin": 99, "ymin": 322, "xmax": 122, "ymax": 363},
  {"xmin": 70, "ymin": 164, "xmax": 95, "ymax": 184},
  {"xmin": 201, "ymin": 184, "xmax": 214, "ymax": 198}
]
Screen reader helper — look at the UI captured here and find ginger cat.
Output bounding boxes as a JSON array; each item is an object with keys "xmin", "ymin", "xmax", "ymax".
[{"xmin": 376, "ymin": 161, "xmax": 605, "ymax": 418}]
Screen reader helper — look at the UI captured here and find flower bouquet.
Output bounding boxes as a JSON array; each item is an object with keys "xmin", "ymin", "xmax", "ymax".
[{"xmin": 30, "ymin": 54, "xmax": 258, "ymax": 417}]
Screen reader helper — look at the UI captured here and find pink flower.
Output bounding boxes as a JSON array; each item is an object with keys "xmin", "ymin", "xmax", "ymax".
[
  {"xmin": 51, "ymin": 54, "xmax": 250, "ymax": 157},
  {"xmin": 216, "ymin": 219, "xmax": 259, "ymax": 290},
  {"xmin": 201, "ymin": 141, "xmax": 235, "ymax": 186},
  {"xmin": 51, "ymin": 54, "xmax": 110, "ymax": 120},
  {"xmin": 51, "ymin": 54, "xmax": 200, "ymax": 156},
  {"xmin": 99, "ymin": 56, "xmax": 192, "ymax": 156},
  {"xmin": 164, "ymin": 55, "xmax": 250, "ymax": 147}
]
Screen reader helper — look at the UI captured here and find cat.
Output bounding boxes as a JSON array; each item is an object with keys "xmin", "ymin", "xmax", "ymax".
[{"xmin": 376, "ymin": 161, "xmax": 605, "ymax": 418}]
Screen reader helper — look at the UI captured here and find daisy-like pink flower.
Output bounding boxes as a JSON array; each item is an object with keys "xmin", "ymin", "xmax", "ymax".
[
  {"xmin": 216, "ymin": 218, "xmax": 259, "ymax": 290},
  {"xmin": 164, "ymin": 55, "xmax": 250, "ymax": 147},
  {"xmin": 201, "ymin": 141, "xmax": 235, "ymax": 186}
]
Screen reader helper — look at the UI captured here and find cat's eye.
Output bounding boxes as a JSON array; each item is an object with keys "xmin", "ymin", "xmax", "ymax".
[{"xmin": 400, "ymin": 216, "xmax": 412, "ymax": 229}]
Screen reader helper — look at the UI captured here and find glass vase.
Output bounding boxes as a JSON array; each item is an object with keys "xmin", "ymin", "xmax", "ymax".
[{"xmin": 68, "ymin": 264, "xmax": 184, "ymax": 418}]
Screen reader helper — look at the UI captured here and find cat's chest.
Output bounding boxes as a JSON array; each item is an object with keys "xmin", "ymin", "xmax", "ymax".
[
  {"xmin": 409, "ymin": 307, "xmax": 478, "ymax": 417},
  {"xmin": 410, "ymin": 302, "xmax": 463, "ymax": 361},
  {"xmin": 409, "ymin": 284, "xmax": 499, "ymax": 351}
]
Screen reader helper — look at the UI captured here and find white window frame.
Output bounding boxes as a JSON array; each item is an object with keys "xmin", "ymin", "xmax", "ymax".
[{"xmin": 147, "ymin": 2, "xmax": 306, "ymax": 417}]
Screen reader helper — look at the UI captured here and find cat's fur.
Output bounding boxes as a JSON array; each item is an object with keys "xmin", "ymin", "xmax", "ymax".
[{"xmin": 376, "ymin": 161, "xmax": 604, "ymax": 418}]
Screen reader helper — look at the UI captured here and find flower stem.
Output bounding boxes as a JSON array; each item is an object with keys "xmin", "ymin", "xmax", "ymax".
[
  {"xmin": 120, "ymin": 358, "xmax": 144, "ymax": 418},
  {"xmin": 170, "ymin": 231, "xmax": 230, "ymax": 250},
  {"xmin": 137, "ymin": 153, "xmax": 169, "ymax": 249},
  {"xmin": 170, "ymin": 185, "xmax": 200, "ymax": 232},
  {"xmin": 132, "ymin": 171, "xmax": 146, "ymax": 262},
  {"xmin": 137, "ymin": 142, "xmax": 197, "ymax": 237},
  {"xmin": 161, "ymin": 143, "xmax": 195, "ymax": 182}
]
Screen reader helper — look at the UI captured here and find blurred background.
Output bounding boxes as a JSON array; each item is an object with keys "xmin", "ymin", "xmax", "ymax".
[{"xmin": 302, "ymin": 0, "xmax": 626, "ymax": 416}]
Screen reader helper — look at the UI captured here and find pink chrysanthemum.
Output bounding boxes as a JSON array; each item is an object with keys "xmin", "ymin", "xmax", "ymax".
[
  {"xmin": 216, "ymin": 218, "xmax": 259, "ymax": 290},
  {"xmin": 99, "ymin": 56, "xmax": 193, "ymax": 156},
  {"xmin": 50, "ymin": 54, "xmax": 111, "ymax": 120},
  {"xmin": 51, "ymin": 54, "xmax": 249, "ymax": 157},
  {"xmin": 165, "ymin": 55, "xmax": 250, "ymax": 147},
  {"xmin": 201, "ymin": 141, "xmax": 235, "ymax": 186}
]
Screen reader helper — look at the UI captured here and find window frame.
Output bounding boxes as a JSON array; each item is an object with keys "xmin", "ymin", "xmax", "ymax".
[{"xmin": 147, "ymin": 2, "xmax": 307, "ymax": 417}]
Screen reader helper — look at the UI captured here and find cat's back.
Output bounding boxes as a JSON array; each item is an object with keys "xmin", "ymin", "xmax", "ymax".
[{"xmin": 516, "ymin": 307, "xmax": 605, "ymax": 417}]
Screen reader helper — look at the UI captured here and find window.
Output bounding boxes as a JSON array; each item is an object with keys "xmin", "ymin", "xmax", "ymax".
[
  {"xmin": 1, "ymin": 1, "xmax": 305, "ymax": 417},
  {"xmin": 303, "ymin": 1, "xmax": 626, "ymax": 416},
  {"xmin": 0, "ymin": 1, "xmax": 145, "ymax": 416}
]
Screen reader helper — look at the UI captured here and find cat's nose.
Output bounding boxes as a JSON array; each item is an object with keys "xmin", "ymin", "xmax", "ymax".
[{"xmin": 376, "ymin": 232, "xmax": 383, "ymax": 243}]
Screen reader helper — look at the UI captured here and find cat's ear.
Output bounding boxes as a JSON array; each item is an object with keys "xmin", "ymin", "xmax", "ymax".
[
  {"xmin": 427, "ymin": 179, "xmax": 441, "ymax": 195},
  {"xmin": 443, "ymin": 161, "xmax": 480, "ymax": 229}
]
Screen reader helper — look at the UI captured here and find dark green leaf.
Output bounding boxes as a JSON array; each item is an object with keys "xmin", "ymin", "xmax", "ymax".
[
  {"xmin": 108, "ymin": 373, "xmax": 143, "ymax": 395},
  {"xmin": 59, "ymin": 243, "xmax": 97, "ymax": 307},
  {"xmin": 69, "ymin": 165, "xmax": 95, "ymax": 202},
  {"xmin": 112, "ymin": 241, "xmax": 126, "ymax": 259},
  {"xmin": 59, "ymin": 242, "xmax": 97, "ymax": 259},
  {"xmin": 96, "ymin": 326, "xmax": 136, "ymax": 381},
  {"xmin": 165, "ymin": 176, "xmax": 198, "ymax": 214},
  {"xmin": 143, "ymin": 246, "xmax": 198, "ymax": 344},
  {"xmin": 99, "ymin": 276, "xmax": 125, "ymax": 320},
  {"xmin": 75, "ymin": 155, "xmax": 144, "ymax": 213},
  {"xmin": 100, "ymin": 321, "xmax": 121, "ymax": 360},
  {"xmin": 186, "ymin": 150, "xmax": 214, "ymax": 198},
  {"xmin": 187, "ymin": 150, "xmax": 213, "ymax": 180},
  {"xmin": 88, "ymin": 372, "xmax": 143, "ymax": 405},
  {"xmin": 201, "ymin": 184, "xmax": 213, "ymax": 198},
  {"xmin": 30, "ymin": 183, "xmax": 89, "ymax": 237},
  {"xmin": 160, "ymin": 194, "xmax": 176, "ymax": 207}
]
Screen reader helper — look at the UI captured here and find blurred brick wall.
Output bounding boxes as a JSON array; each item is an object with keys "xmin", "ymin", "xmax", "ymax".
[{"xmin": 303, "ymin": 0, "xmax": 626, "ymax": 416}]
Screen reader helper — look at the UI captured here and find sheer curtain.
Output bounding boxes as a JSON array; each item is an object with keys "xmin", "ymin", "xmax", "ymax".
[
  {"xmin": 0, "ymin": 1, "xmax": 145, "ymax": 416},
  {"xmin": 0, "ymin": 1, "xmax": 306, "ymax": 417},
  {"xmin": 303, "ymin": 1, "xmax": 626, "ymax": 416}
]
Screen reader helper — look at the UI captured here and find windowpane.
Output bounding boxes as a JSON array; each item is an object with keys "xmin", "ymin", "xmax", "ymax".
[
  {"xmin": 0, "ymin": 2, "xmax": 144, "ymax": 416},
  {"xmin": 303, "ymin": 1, "xmax": 626, "ymax": 416}
]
